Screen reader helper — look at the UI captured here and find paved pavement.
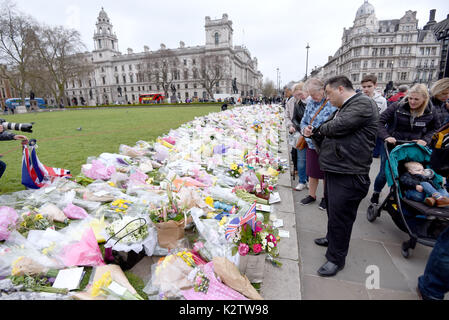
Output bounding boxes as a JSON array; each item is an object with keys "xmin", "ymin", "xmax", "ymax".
[{"xmin": 292, "ymin": 152, "xmax": 449, "ymax": 300}]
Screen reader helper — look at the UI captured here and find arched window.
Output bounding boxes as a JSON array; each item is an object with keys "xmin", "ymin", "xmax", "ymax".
[{"xmin": 215, "ymin": 33, "xmax": 219, "ymax": 45}]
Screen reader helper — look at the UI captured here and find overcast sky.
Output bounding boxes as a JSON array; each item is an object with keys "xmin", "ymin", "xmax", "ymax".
[{"xmin": 10, "ymin": 0, "xmax": 449, "ymax": 87}]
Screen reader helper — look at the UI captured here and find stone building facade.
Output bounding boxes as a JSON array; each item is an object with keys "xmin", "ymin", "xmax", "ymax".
[
  {"xmin": 65, "ymin": 9, "xmax": 262, "ymax": 106},
  {"xmin": 321, "ymin": 1, "xmax": 441, "ymax": 91}
]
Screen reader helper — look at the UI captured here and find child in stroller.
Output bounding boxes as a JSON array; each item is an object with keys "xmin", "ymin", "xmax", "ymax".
[{"xmin": 400, "ymin": 161, "xmax": 449, "ymax": 208}]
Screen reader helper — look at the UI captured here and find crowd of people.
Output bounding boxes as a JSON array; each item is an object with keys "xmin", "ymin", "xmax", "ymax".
[{"xmin": 284, "ymin": 75, "xmax": 449, "ymax": 299}]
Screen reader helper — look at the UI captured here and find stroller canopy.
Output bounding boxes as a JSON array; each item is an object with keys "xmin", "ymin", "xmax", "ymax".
[{"xmin": 385, "ymin": 143, "xmax": 444, "ymax": 191}]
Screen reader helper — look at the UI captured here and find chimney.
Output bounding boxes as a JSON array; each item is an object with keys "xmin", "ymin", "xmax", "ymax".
[
  {"xmin": 429, "ymin": 9, "xmax": 436, "ymax": 22},
  {"xmin": 144, "ymin": 45, "xmax": 149, "ymax": 53},
  {"xmin": 127, "ymin": 48, "xmax": 133, "ymax": 55}
]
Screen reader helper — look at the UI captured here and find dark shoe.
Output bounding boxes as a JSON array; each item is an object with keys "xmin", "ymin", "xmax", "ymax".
[
  {"xmin": 425, "ymin": 197, "xmax": 436, "ymax": 207},
  {"xmin": 314, "ymin": 237, "xmax": 328, "ymax": 247},
  {"xmin": 301, "ymin": 195, "xmax": 316, "ymax": 205},
  {"xmin": 370, "ymin": 192, "xmax": 380, "ymax": 204},
  {"xmin": 317, "ymin": 261, "xmax": 344, "ymax": 277},
  {"xmin": 318, "ymin": 198, "xmax": 327, "ymax": 211},
  {"xmin": 435, "ymin": 196, "xmax": 449, "ymax": 208}
]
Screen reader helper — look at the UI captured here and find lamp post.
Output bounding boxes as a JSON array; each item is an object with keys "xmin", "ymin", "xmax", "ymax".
[
  {"xmin": 276, "ymin": 67, "xmax": 280, "ymax": 96},
  {"xmin": 305, "ymin": 43, "xmax": 310, "ymax": 80}
]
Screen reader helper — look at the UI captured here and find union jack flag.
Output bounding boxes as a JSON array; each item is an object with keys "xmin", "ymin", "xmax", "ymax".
[
  {"xmin": 225, "ymin": 201, "xmax": 257, "ymax": 241},
  {"xmin": 22, "ymin": 143, "xmax": 71, "ymax": 190}
]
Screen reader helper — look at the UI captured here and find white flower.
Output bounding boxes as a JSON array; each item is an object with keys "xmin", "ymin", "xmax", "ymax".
[{"xmin": 268, "ymin": 242, "xmax": 274, "ymax": 248}]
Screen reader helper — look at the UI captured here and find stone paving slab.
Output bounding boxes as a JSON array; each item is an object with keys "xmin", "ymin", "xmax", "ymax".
[
  {"xmin": 300, "ymin": 275, "xmax": 370, "ymax": 300},
  {"xmin": 261, "ymin": 258, "xmax": 301, "ymax": 300},
  {"xmin": 271, "ymin": 185, "xmax": 295, "ymax": 213}
]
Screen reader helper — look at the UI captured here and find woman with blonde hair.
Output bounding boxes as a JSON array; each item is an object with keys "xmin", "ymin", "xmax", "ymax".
[
  {"xmin": 370, "ymin": 83, "xmax": 441, "ymax": 204},
  {"xmin": 430, "ymin": 78, "xmax": 449, "ymax": 126}
]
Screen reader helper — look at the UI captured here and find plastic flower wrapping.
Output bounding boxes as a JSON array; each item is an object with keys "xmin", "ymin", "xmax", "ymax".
[{"xmin": 0, "ymin": 103, "xmax": 289, "ymax": 300}]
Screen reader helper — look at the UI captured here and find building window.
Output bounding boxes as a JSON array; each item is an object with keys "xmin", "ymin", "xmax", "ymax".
[
  {"xmin": 215, "ymin": 33, "xmax": 219, "ymax": 45},
  {"xmin": 377, "ymin": 73, "xmax": 383, "ymax": 81},
  {"xmin": 363, "ymin": 61, "xmax": 368, "ymax": 68},
  {"xmin": 388, "ymin": 47, "xmax": 394, "ymax": 56},
  {"xmin": 400, "ymin": 72, "xmax": 408, "ymax": 81},
  {"xmin": 372, "ymin": 48, "xmax": 378, "ymax": 56},
  {"xmin": 98, "ymin": 39, "xmax": 102, "ymax": 49},
  {"xmin": 192, "ymin": 59, "xmax": 196, "ymax": 65},
  {"xmin": 116, "ymin": 76, "xmax": 119, "ymax": 84},
  {"xmin": 371, "ymin": 60, "xmax": 376, "ymax": 68},
  {"xmin": 123, "ymin": 75, "xmax": 127, "ymax": 84},
  {"xmin": 183, "ymin": 59, "xmax": 187, "ymax": 66},
  {"xmin": 184, "ymin": 70, "xmax": 188, "ymax": 80},
  {"xmin": 387, "ymin": 60, "xmax": 394, "ymax": 68},
  {"xmin": 380, "ymin": 48, "xmax": 386, "ymax": 56},
  {"xmin": 130, "ymin": 75, "xmax": 134, "ymax": 83},
  {"xmin": 379, "ymin": 60, "xmax": 385, "ymax": 68},
  {"xmin": 185, "ymin": 84, "xmax": 188, "ymax": 89},
  {"xmin": 386, "ymin": 72, "xmax": 392, "ymax": 81}
]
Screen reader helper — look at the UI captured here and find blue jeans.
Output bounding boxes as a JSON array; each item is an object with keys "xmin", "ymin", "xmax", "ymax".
[
  {"xmin": 373, "ymin": 137, "xmax": 383, "ymax": 158},
  {"xmin": 0, "ymin": 160, "xmax": 6, "ymax": 179},
  {"xmin": 297, "ymin": 148, "xmax": 308, "ymax": 184},
  {"xmin": 418, "ymin": 225, "xmax": 449, "ymax": 299},
  {"xmin": 405, "ymin": 182, "xmax": 449, "ymax": 202},
  {"xmin": 373, "ymin": 143, "xmax": 387, "ymax": 193}
]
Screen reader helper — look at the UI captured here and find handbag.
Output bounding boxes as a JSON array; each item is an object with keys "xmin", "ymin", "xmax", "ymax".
[{"xmin": 296, "ymin": 99, "xmax": 329, "ymax": 150}]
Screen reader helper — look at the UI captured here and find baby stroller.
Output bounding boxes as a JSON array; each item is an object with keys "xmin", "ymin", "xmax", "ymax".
[{"xmin": 366, "ymin": 141, "xmax": 449, "ymax": 258}]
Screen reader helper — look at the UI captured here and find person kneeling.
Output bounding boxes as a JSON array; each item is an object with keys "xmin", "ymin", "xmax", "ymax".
[{"xmin": 400, "ymin": 161, "xmax": 449, "ymax": 207}]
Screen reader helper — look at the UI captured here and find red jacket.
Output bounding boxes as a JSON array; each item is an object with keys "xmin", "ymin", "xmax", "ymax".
[{"xmin": 388, "ymin": 92, "xmax": 406, "ymax": 103}]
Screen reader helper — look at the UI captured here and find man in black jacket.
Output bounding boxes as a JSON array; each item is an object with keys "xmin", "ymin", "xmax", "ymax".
[
  {"xmin": 0, "ymin": 125, "xmax": 28, "ymax": 180},
  {"xmin": 303, "ymin": 75, "xmax": 379, "ymax": 277}
]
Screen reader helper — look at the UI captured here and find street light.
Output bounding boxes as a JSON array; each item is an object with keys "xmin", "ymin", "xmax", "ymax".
[
  {"xmin": 305, "ymin": 43, "xmax": 310, "ymax": 80},
  {"xmin": 276, "ymin": 67, "xmax": 280, "ymax": 96}
]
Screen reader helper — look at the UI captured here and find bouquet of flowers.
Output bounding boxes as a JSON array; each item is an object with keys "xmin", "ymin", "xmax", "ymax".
[
  {"xmin": 91, "ymin": 271, "xmax": 143, "ymax": 300},
  {"xmin": 230, "ymin": 221, "xmax": 280, "ymax": 260},
  {"xmin": 251, "ymin": 121, "xmax": 262, "ymax": 133},
  {"xmin": 105, "ymin": 216, "xmax": 149, "ymax": 245},
  {"xmin": 16, "ymin": 210, "xmax": 54, "ymax": 238},
  {"xmin": 228, "ymin": 163, "xmax": 244, "ymax": 178}
]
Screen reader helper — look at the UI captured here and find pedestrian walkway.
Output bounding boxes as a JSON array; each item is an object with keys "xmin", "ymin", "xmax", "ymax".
[{"xmin": 293, "ymin": 155, "xmax": 448, "ymax": 300}]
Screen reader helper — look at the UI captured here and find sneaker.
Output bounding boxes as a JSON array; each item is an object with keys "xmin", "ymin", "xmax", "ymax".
[
  {"xmin": 370, "ymin": 192, "xmax": 380, "ymax": 204},
  {"xmin": 295, "ymin": 183, "xmax": 307, "ymax": 191},
  {"xmin": 435, "ymin": 196, "xmax": 449, "ymax": 208},
  {"xmin": 301, "ymin": 195, "xmax": 316, "ymax": 205},
  {"xmin": 319, "ymin": 198, "xmax": 327, "ymax": 211}
]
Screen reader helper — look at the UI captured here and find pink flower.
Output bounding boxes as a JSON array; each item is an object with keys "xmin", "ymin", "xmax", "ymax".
[
  {"xmin": 253, "ymin": 244, "xmax": 262, "ymax": 254},
  {"xmin": 238, "ymin": 243, "xmax": 249, "ymax": 256},
  {"xmin": 255, "ymin": 221, "xmax": 263, "ymax": 233}
]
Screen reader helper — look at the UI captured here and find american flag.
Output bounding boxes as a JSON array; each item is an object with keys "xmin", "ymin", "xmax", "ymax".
[{"xmin": 225, "ymin": 202, "xmax": 257, "ymax": 241}]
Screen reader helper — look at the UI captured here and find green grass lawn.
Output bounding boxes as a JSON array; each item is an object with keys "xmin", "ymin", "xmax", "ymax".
[{"xmin": 0, "ymin": 105, "xmax": 220, "ymax": 194}]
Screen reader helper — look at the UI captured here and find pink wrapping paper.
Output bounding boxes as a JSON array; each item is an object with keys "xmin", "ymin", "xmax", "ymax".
[
  {"xmin": 61, "ymin": 228, "xmax": 105, "ymax": 267},
  {"xmin": 63, "ymin": 203, "xmax": 89, "ymax": 220},
  {"xmin": 182, "ymin": 262, "xmax": 248, "ymax": 300},
  {"xmin": 0, "ymin": 207, "xmax": 18, "ymax": 241}
]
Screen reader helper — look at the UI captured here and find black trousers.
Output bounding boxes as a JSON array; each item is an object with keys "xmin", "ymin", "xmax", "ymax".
[
  {"xmin": 291, "ymin": 147, "xmax": 298, "ymax": 171},
  {"xmin": 324, "ymin": 171, "xmax": 370, "ymax": 267},
  {"xmin": 0, "ymin": 160, "xmax": 6, "ymax": 179}
]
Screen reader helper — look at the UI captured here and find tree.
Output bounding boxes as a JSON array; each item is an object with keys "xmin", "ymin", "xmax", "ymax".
[
  {"xmin": 30, "ymin": 24, "xmax": 93, "ymax": 107},
  {"xmin": 141, "ymin": 46, "xmax": 180, "ymax": 101},
  {"xmin": 0, "ymin": 3, "xmax": 37, "ymax": 105},
  {"xmin": 261, "ymin": 78, "xmax": 277, "ymax": 97},
  {"xmin": 198, "ymin": 54, "xmax": 227, "ymax": 99}
]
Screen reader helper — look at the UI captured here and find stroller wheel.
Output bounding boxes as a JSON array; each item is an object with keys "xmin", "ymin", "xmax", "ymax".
[
  {"xmin": 401, "ymin": 242, "xmax": 412, "ymax": 259},
  {"xmin": 367, "ymin": 205, "xmax": 378, "ymax": 222}
]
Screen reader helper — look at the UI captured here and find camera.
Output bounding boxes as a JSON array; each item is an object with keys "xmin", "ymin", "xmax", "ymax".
[{"xmin": 0, "ymin": 119, "xmax": 33, "ymax": 133}]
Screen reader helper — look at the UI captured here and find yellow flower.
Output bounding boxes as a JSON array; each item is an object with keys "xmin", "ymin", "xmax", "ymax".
[
  {"xmin": 108, "ymin": 182, "xmax": 116, "ymax": 187},
  {"xmin": 238, "ymin": 167, "xmax": 243, "ymax": 174},
  {"xmin": 230, "ymin": 164, "xmax": 238, "ymax": 171},
  {"xmin": 219, "ymin": 216, "xmax": 227, "ymax": 226},
  {"xmin": 205, "ymin": 197, "xmax": 214, "ymax": 207},
  {"xmin": 35, "ymin": 214, "xmax": 44, "ymax": 220},
  {"xmin": 91, "ymin": 272, "xmax": 112, "ymax": 297},
  {"xmin": 11, "ymin": 257, "xmax": 24, "ymax": 276},
  {"xmin": 206, "ymin": 212, "xmax": 215, "ymax": 219}
]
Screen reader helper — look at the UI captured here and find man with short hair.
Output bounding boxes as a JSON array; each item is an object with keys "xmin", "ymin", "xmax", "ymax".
[
  {"xmin": 303, "ymin": 75, "xmax": 379, "ymax": 277},
  {"xmin": 361, "ymin": 74, "xmax": 387, "ymax": 158}
]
